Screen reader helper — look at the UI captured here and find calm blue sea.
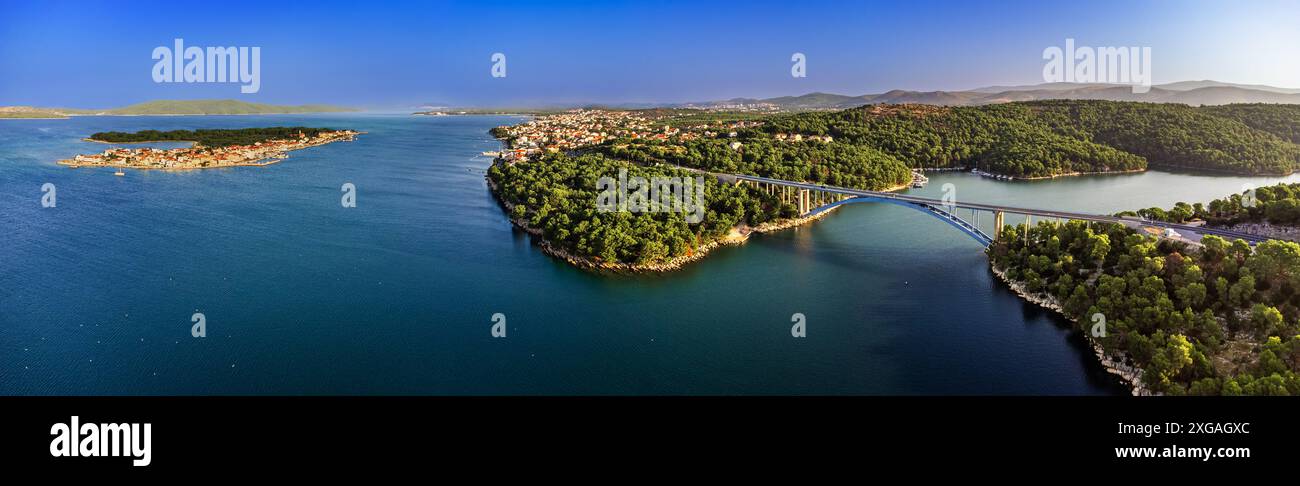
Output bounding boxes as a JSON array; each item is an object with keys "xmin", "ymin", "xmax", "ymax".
[{"xmin": 18, "ymin": 113, "xmax": 1273, "ymax": 395}]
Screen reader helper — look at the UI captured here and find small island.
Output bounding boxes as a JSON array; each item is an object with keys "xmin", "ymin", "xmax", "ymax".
[{"xmin": 58, "ymin": 127, "xmax": 360, "ymax": 170}]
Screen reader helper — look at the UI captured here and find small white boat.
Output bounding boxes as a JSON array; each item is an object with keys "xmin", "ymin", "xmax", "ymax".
[{"xmin": 114, "ymin": 168, "xmax": 125, "ymax": 176}]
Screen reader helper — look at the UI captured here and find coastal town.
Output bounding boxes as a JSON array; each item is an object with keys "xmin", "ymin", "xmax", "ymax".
[
  {"xmin": 488, "ymin": 109, "xmax": 762, "ymax": 163},
  {"xmin": 58, "ymin": 129, "xmax": 361, "ymax": 171}
]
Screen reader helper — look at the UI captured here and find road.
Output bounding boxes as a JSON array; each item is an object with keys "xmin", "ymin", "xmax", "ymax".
[{"xmin": 727, "ymin": 173, "xmax": 1272, "ymax": 244}]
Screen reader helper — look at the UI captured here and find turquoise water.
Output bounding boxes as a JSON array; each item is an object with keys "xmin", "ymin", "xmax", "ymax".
[{"xmin": 5, "ymin": 114, "xmax": 1299, "ymax": 395}]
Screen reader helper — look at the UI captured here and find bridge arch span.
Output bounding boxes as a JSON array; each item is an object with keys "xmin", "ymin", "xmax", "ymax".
[{"xmin": 806, "ymin": 196, "xmax": 993, "ymax": 246}]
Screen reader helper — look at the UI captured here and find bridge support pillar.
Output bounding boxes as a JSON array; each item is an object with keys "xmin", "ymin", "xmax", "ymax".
[
  {"xmin": 1025, "ymin": 215, "xmax": 1032, "ymax": 245},
  {"xmin": 797, "ymin": 189, "xmax": 810, "ymax": 215},
  {"xmin": 994, "ymin": 211, "xmax": 1005, "ymax": 240}
]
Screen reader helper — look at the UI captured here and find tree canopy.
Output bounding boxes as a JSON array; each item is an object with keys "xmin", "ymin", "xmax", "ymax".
[
  {"xmin": 989, "ymin": 220, "xmax": 1300, "ymax": 395},
  {"xmin": 89, "ymin": 127, "xmax": 336, "ymax": 148}
]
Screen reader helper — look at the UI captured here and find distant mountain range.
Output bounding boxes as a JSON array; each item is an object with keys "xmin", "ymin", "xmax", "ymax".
[
  {"xmin": 681, "ymin": 80, "xmax": 1300, "ymax": 111},
  {"xmin": 0, "ymin": 99, "xmax": 356, "ymax": 118},
  {"xmin": 8, "ymin": 81, "xmax": 1300, "ymax": 118}
]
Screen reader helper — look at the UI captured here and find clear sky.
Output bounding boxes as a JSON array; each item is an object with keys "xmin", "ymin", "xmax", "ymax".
[{"xmin": 2, "ymin": 0, "xmax": 1298, "ymax": 109}]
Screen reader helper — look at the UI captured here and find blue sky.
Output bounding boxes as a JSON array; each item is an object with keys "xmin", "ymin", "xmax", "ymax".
[{"xmin": 2, "ymin": 0, "xmax": 1298, "ymax": 109}]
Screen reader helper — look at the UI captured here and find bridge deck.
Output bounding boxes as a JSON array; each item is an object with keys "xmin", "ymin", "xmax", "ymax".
[{"xmin": 732, "ymin": 174, "xmax": 1269, "ymax": 244}]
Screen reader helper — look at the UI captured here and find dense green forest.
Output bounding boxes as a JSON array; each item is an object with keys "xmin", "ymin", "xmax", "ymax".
[
  {"xmin": 757, "ymin": 100, "xmax": 1300, "ymax": 177},
  {"xmin": 1025, "ymin": 101, "xmax": 1300, "ymax": 175},
  {"xmin": 1200, "ymin": 104, "xmax": 1300, "ymax": 145},
  {"xmin": 488, "ymin": 152, "xmax": 796, "ymax": 266},
  {"xmin": 989, "ymin": 221, "xmax": 1300, "ymax": 395},
  {"xmin": 599, "ymin": 137, "xmax": 914, "ymax": 190},
  {"xmin": 89, "ymin": 127, "xmax": 335, "ymax": 148},
  {"xmin": 760, "ymin": 103, "xmax": 1147, "ymax": 178},
  {"xmin": 1124, "ymin": 182, "xmax": 1300, "ymax": 227}
]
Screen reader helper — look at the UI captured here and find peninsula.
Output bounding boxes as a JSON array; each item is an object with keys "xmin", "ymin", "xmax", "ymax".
[
  {"xmin": 486, "ymin": 101, "xmax": 1300, "ymax": 272},
  {"xmin": 486, "ymin": 109, "xmax": 912, "ymax": 272},
  {"xmin": 58, "ymin": 127, "xmax": 360, "ymax": 170},
  {"xmin": 990, "ymin": 217, "xmax": 1300, "ymax": 396}
]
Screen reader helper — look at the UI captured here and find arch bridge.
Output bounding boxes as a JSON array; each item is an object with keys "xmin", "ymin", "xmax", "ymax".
[{"xmin": 724, "ymin": 173, "xmax": 1270, "ymax": 247}]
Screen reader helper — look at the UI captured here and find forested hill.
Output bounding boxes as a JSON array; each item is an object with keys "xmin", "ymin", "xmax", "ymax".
[
  {"xmin": 760, "ymin": 101, "xmax": 1300, "ymax": 177},
  {"xmin": 1199, "ymin": 104, "xmax": 1300, "ymax": 145},
  {"xmin": 990, "ymin": 220, "xmax": 1300, "ymax": 395}
]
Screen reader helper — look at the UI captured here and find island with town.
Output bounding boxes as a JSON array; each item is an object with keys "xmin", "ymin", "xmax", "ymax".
[{"xmin": 58, "ymin": 127, "xmax": 361, "ymax": 171}]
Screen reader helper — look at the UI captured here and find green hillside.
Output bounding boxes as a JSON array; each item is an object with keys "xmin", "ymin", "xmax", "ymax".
[
  {"xmin": 761, "ymin": 100, "xmax": 1300, "ymax": 177},
  {"xmin": 1200, "ymin": 103, "xmax": 1300, "ymax": 144},
  {"xmin": 0, "ymin": 108, "xmax": 68, "ymax": 118}
]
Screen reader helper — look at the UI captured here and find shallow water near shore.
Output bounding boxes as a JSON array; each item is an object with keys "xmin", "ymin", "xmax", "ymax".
[{"xmin": 5, "ymin": 114, "xmax": 1300, "ymax": 395}]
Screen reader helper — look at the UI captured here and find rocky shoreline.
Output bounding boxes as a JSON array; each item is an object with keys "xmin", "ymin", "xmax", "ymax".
[
  {"xmin": 487, "ymin": 177, "xmax": 841, "ymax": 273},
  {"xmin": 1003, "ymin": 168, "xmax": 1146, "ymax": 181},
  {"xmin": 60, "ymin": 130, "xmax": 361, "ymax": 171},
  {"xmin": 1215, "ymin": 221, "xmax": 1300, "ymax": 242},
  {"xmin": 1031, "ymin": 168, "xmax": 1145, "ymax": 180},
  {"xmin": 988, "ymin": 264, "xmax": 1154, "ymax": 396}
]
